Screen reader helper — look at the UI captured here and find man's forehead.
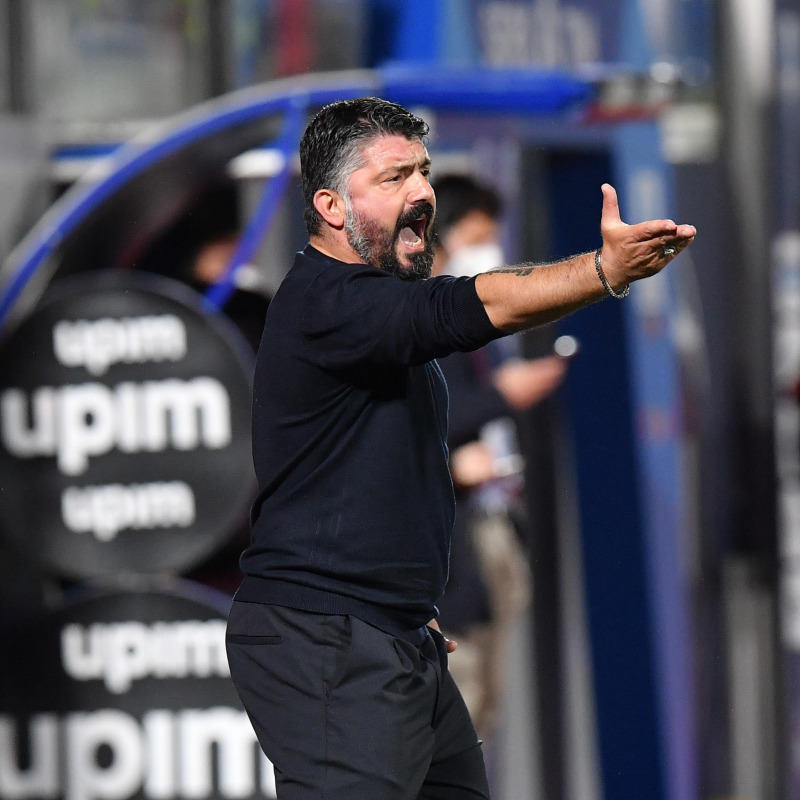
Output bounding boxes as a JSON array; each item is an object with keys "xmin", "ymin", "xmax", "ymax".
[{"xmin": 359, "ymin": 134, "xmax": 429, "ymax": 168}]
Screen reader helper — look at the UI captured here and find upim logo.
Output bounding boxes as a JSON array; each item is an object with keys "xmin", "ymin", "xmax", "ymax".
[
  {"xmin": 61, "ymin": 483, "xmax": 196, "ymax": 541},
  {"xmin": 0, "ymin": 708, "xmax": 276, "ymax": 800},
  {"xmin": 52, "ymin": 316, "xmax": 187, "ymax": 376},
  {"xmin": 61, "ymin": 621, "xmax": 229, "ymax": 694},
  {"xmin": 0, "ymin": 378, "xmax": 232, "ymax": 475}
]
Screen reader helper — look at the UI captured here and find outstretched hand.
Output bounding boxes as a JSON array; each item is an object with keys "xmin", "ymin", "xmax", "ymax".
[
  {"xmin": 598, "ymin": 183, "xmax": 696, "ymax": 290},
  {"xmin": 473, "ymin": 184, "xmax": 697, "ymax": 332}
]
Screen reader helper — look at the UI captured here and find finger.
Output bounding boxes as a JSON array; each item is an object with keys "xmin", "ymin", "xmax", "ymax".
[
  {"xmin": 660, "ymin": 232, "xmax": 696, "ymax": 251},
  {"xmin": 665, "ymin": 234, "xmax": 694, "ymax": 248},
  {"xmin": 601, "ymin": 183, "xmax": 623, "ymax": 226},
  {"xmin": 445, "ymin": 638, "xmax": 458, "ymax": 653},
  {"xmin": 637, "ymin": 220, "xmax": 680, "ymax": 240},
  {"xmin": 656, "ymin": 237, "xmax": 694, "ymax": 261}
]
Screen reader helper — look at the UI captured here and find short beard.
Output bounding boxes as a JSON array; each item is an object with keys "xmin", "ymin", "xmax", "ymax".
[{"xmin": 345, "ymin": 201, "xmax": 435, "ymax": 282}]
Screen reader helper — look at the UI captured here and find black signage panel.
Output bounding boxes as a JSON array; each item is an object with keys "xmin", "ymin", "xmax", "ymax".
[
  {"xmin": 0, "ymin": 272, "xmax": 256, "ymax": 579},
  {"xmin": 0, "ymin": 586, "xmax": 275, "ymax": 800}
]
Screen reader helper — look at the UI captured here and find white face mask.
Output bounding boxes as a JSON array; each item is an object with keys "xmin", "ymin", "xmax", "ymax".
[{"xmin": 444, "ymin": 242, "xmax": 505, "ymax": 278}]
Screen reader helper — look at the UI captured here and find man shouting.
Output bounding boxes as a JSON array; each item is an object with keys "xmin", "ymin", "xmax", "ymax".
[{"xmin": 226, "ymin": 96, "xmax": 696, "ymax": 800}]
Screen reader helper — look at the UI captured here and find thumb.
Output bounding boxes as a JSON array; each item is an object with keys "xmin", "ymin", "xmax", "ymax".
[{"xmin": 601, "ymin": 183, "xmax": 622, "ymax": 228}]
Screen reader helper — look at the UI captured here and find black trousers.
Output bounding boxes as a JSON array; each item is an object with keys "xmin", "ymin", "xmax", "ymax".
[{"xmin": 226, "ymin": 601, "xmax": 491, "ymax": 799}]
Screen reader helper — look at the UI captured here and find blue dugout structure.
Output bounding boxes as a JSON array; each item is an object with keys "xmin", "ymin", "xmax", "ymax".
[{"xmin": 0, "ymin": 65, "xmax": 696, "ymax": 800}]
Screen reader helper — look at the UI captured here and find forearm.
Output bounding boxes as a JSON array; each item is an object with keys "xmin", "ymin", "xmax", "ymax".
[
  {"xmin": 475, "ymin": 251, "xmax": 606, "ymax": 333},
  {"xmin": 475, "ymin": 183, "xmax": 697, "ymax": 333}
]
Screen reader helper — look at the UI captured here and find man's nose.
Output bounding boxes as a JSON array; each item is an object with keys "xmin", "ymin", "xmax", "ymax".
[{"xmin": 407, "ymin": 171, "xmax": 434, "ymax": 204}]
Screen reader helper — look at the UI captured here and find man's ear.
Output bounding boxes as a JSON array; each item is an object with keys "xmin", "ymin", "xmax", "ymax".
[{"xmin": 313, "ymin": 189, "xmax": 346, "ymax": 229}]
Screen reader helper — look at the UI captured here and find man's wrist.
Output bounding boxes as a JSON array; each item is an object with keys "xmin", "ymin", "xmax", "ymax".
[{"xmin": 594, "ymin": 247, "xmax": 630, "ymax": 299}]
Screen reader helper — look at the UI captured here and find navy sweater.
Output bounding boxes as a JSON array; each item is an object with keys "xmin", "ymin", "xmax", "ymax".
[{"xmin": 237, "ymin": 245, "xmax": 501, "ymax": 638}]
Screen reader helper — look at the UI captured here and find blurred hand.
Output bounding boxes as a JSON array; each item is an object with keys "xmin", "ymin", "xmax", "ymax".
[
  {"xmin": 492, "ymin": 355, "xmax": 568, "ymax": 411},
  {"xmin": 450, "ymin": 441, "xmax": 498, "ymax": 488}
]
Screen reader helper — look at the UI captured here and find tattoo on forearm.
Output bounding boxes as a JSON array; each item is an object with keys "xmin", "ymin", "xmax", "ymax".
[
  {"xmin": 489, "ymin": 264, "xmax": 537, "ymax": 276},
  {"xmin": 489, "ymin": 252, "xmax": 589, "ymax": 278}
]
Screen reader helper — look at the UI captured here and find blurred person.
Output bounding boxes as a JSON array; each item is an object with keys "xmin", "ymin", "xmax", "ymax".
[
  {"xmin": 181, "ymin": 229, "xmax": 272, "ymax": 595},
  {"xmin": 183, "ymin": 229, "xmax": 272, "ymax": 353},
  {"xmin": 136, "ymin": 179, "xmax": 272, "ymax": 355},
  {"xmin": 133, "ymin": 183, "xmax": 273, "ymax": 595},
  {"xmin": 224, "ymin": 96, "xmax": 696, "ymax": 799},
  {"xmin": 431, "ymin": 175, "xmax": 568, "ymax": 741}
]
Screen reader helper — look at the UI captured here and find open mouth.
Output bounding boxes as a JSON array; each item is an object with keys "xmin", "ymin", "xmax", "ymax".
[{"xmin": 398, "ymin": 215, "xmax": 428, "ymax": 249}]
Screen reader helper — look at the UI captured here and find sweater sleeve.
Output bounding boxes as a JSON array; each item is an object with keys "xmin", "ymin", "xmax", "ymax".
[{"xmin": 300, "ymin": 262, "xmax": 501, "ymax": 370}]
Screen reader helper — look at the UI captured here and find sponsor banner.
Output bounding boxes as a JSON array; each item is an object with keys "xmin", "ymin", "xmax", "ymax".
[
  {"xmin": 0, "ymin": 586, "xmax": 276, "ymax": 800},
  {"xmin": 467, "ymin": 0, "xmax": 711, "ymax": 77},
  {"xmin": 0, "ymin": 272, "xmax": 255, "ymax": 579}
]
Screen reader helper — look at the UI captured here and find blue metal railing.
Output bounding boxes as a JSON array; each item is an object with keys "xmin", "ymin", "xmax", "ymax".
[{"xmin": 0, "ymin": 66, "xmax": 593, "ymax": 330}]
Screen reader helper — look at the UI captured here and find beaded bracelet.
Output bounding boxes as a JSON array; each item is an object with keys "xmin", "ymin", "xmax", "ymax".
[{"xmin": 594, "ymin": 247, "xmax": 630, "ymax": 299}]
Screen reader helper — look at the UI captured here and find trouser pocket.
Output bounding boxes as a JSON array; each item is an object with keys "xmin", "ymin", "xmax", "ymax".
[{"xmin": 426, "ymin": 625, "xmax": 450, "ymax": 672}]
